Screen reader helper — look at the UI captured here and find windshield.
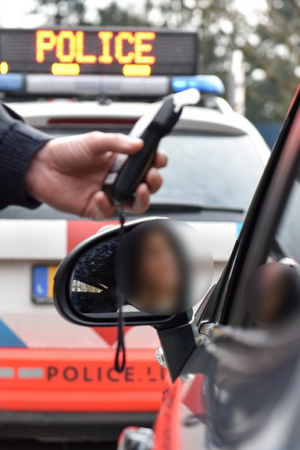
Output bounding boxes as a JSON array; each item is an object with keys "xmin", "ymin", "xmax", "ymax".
[
  {"xmin": 155, "ymin": 133, "xmax": 264, "ymax": 209},
  {"xmin": 0, "ymin": 128, "xmax": 264, "ymax": 219}
]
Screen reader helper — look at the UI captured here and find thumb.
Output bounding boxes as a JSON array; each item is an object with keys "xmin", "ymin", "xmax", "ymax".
[{"xmin": 85, "ymin": 132, "xmax": 144, "ymax": 156}]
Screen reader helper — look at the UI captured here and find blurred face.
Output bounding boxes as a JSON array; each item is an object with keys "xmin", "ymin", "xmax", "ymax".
[{"xmin": 137, "ymin": 230, "xmax": 180, "ymax": 309}]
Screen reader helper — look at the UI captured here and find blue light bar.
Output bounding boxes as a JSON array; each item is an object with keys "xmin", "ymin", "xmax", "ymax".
[
  {"xmin": 171, "ymin": 75, "xmax": 225, "ymax": 95},
  {"xmin": 0, "ymin": 74, "xmax": 24, "ymax": 92}
]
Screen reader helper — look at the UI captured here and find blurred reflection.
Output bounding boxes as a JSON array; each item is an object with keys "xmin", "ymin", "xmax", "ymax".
[
  {"xmin": 116, "ymin": 222, "xmax": 183, "ymax": 314},
  {"xmin": 245, "ymin": 262, "xmax": 300, "ymax": 329},
  {"xmin": 135, "ymin": 227, "xmax": 181, "ymax": 313},
  {"xmin": 71, "ymin": 236, "xmax": 120, "ymax": 314}
]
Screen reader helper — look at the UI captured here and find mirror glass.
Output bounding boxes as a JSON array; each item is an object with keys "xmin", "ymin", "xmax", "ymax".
[
  {"xmin": 71, "ymin": 236, "xmax": 121, "ymax": 315},
  {"xmin": 70, "ymin": 219, "xmax": 214, "ymax": 317}
]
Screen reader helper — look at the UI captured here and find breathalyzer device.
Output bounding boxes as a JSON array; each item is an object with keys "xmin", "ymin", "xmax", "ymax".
[{"xmin": 103, "ymin": 88, "xmax": 201, "ymax": 205}]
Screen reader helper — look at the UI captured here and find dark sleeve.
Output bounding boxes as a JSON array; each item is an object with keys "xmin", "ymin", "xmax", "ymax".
[{"xmin": 0, "ymin": 103, "xmax": 52, "ymax": 210}]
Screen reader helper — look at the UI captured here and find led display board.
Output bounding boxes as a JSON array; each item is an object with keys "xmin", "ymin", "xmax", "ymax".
[{"xmin": 0, "ymin": 28, "xmax": 198, "ymax": 77}]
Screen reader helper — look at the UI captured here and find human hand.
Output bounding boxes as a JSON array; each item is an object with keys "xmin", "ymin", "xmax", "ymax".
[{"xmin": 25, "ymin": 132, "xmax": 167, "ymax": 219}]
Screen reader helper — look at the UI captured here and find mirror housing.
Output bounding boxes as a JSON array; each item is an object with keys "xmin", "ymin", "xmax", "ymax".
[{"xmin": 54, "ymin": 217, "xmax": 183, "ymax": 328}]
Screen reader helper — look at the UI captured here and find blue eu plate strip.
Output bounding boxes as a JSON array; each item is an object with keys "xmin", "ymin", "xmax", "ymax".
[{"xmin": 32, "ymin": 266, "xmax": 48, "ymax": 297}]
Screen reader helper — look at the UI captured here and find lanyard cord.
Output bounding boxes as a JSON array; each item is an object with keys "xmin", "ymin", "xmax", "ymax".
[{"xmin": 114, "ymin": 210, "xmax": 126, "ymax": 373}]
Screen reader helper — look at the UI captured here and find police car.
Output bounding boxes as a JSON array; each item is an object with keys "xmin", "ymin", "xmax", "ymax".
[{"xmin": 0, "ymin": 27, "xmax": 269, "ymax": 441}]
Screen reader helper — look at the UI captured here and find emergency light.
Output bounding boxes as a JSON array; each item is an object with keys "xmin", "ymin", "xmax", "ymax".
[
  {"xmin": 0, "ymin": 73, "xmax": 225, "ymax": 98},
  {"xmin": 171, "ymin": 76, "xmax": 225, "ymax": 95},
  {"xmin": 0, "ymin": 73, "xmax": 24, "ymax": 91}
]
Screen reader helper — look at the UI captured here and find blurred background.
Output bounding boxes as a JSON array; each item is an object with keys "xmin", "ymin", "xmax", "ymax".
[
  {"xmin": 0, "ymin": 0, "xmax": 297, "ymax": 147},
  {"xmin": 0, "ymin": 1, "xmax": 295, "ymax": 448}
]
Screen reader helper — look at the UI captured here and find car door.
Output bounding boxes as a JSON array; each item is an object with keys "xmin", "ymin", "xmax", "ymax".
[{"xmin": 156, "ymin": 86, "xmax": 300, "ymax": 450}]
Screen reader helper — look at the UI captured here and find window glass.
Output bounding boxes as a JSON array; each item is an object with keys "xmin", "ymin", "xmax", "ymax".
[
  {"xmin": 154, "ymin": 134, "xmax": 264, "ymax": 210},
  {"xmin": 240, "ymin": 174, "xmax": 300, "ymax": 330},
  {"xmin": 276, "ymin": 177, "xmax": 300, "ymax": 264}
]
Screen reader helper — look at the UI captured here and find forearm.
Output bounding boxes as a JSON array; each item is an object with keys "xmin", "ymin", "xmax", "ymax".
[{"xmin": 0, "ymin": 103, "xmax": 52, "ymax": 209}]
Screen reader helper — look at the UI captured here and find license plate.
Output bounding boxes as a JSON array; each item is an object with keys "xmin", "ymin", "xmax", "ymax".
[{"xmin": 32, "ymin": 265, "xmax": 58, "ymax": 305}]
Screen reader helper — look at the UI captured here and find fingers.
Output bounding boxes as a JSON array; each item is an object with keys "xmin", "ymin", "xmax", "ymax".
[
  {"xmin": 145, "ymin": 168, "xmax": 163, "ymax": 194},
  {"xmin": 130, "ymin": 183, "xmax": 150, "ymax": 215},
  {"xmin": 125, "ymin": 170, "xmax": 162, "ymax": 214},
  {"xmin": 80, "ymin": 135, "xmax": 166, "ymax": 219},
  {"xmin": 123, "ymin": 167, "xmax": 163, "ymax": 215},
  {"xmin": 85, "ymin": 176, "xmax": 161, "ymax": 219},
  {"xmin": 154, "ymin": 150, "xmax": 168, "ymax": 169},
  {"xmin": 84, "ymin": 191, "xmax": 114, "ymax": 220},
  {"xmin": 85, "ymin": 133, "xmax": 168, "ymax": 166},
  {"xmin": 84, "ymin": 166, "xmax": 163, "ymax": 219},
  {"xmin": 84, "ymin": 185, "xmax": 151, "ymax": 219},
  {"xmin": 86, "ymin": 131, "xmax": 144, "ymax": 156}
]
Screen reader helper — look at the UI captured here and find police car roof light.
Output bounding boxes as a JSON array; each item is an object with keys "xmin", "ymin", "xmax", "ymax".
[
  {"xmin": 0, "ymin": 74, "xmax": 24, "ymax": 92},
  {"xmin": 171, "ymin": 76, "xmax": 225, "ymax": 95},
  {"xmin": 0, "ymin": 73, "xmax": 225, "ymax": 99},
  {"xmin": 26, "ymin": 74, "xmax": 170, "ymax": 97}
]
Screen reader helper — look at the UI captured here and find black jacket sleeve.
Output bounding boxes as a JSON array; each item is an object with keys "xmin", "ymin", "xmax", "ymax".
[{"xmin": 0, "ymin": 103, "xmax": 52, "ymax": 209}]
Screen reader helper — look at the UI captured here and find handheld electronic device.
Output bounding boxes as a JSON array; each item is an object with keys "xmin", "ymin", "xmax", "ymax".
[{"xmin": 103, "ymin": 88, "xmax": 201, "ymax": 205}]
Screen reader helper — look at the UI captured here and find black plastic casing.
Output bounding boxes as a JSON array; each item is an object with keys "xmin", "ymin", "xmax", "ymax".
[{"xmin": 112, "ymin": 97, "xmax": 182, "ymax": 204}]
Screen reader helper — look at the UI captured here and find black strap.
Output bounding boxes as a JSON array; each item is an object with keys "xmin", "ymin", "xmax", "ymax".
[{"xmin": 114, "ymin": 211, "xmax": 126, "ymax": 373}]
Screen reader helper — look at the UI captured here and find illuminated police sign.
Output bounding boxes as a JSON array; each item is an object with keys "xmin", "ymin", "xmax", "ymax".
[{"xmin": 0, "ymin": 28, "xmax": 198, "ymax": 77}]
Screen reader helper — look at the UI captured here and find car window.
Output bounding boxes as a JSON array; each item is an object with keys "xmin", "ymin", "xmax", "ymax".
[
  {"xmin": 230, "ymin": 171, "xmax": 300, "ymax": 330},
  {"xmin": 0, "ymin": 129, "xmax": 264, "ymax": 220},
  {"xmin": 154, "ymin": 133, "xmax": 264, "ymax": 210},
  {"xmin": 276, "ymin": 176, "xmax": 300, "ymax": 264},
  {"xmin": 250, "ymin": 177, "xmax": 300, "ymax": 330}
]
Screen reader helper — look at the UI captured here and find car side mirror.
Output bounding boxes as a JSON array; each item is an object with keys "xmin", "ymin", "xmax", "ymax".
[{"xmin": 53, "ymin": 217, "xmax": 214, "ymax": 328}]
